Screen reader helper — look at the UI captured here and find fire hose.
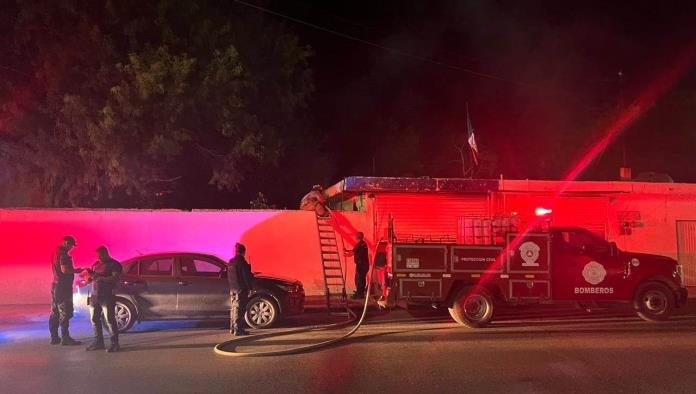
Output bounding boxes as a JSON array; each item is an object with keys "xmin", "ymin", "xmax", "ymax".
[{"xmin": 214, "ymin": 263, "xmax": 375, "ymax": 357}]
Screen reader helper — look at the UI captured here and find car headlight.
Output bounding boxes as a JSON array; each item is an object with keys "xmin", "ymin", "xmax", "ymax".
[
  {"xmin": 277, "ymin": 282, "xmax": 302, "ymax": 293},
  {"xmin": 674, "ymin": 264, "xmax": 684, "ymax": 285}
]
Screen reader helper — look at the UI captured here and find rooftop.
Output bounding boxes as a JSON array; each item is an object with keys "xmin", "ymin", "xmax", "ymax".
[{"xmin": 325, "ymin": 176, "xmax": 696, "ymax": 197}]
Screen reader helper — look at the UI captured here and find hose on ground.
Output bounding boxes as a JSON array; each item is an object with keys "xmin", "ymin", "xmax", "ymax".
[{"xmin": 214, "ymin": 263, "xmax": 375, "ymax": 357}]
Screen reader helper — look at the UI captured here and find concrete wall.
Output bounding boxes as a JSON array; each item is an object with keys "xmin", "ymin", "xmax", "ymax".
[{"xmin": 0, "ymin": 209, "xmax": 371, "ymax": 305}]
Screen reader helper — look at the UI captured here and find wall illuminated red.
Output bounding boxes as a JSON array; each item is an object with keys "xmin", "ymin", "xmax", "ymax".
[{"xmin": 0, "ymin": 209, "xmax": 370, "ymax": 304}]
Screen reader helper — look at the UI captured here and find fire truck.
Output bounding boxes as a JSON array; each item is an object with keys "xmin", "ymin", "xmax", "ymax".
[{"xmin": 390, "ymin": 225, "xmax": 689, "ymax": 328}]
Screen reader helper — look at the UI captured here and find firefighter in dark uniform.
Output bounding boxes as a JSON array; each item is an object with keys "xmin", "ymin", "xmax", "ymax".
[
  {"xmin": 345, "ymin": 232, "xmax": 370, "ymax": 299},
  {"xmin": 49, "ymin": 235, "xmax": 85, "ymax": 345},
  {"xmin": 227, "ymin": 243, "xmax": 253, "ymax": 336},
  {"xmin": 86, "ymin": 246, "xmax": 123, "ymax": 352}
]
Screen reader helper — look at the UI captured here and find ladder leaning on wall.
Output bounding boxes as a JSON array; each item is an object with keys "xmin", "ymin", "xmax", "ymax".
[{"xmin": 315, "ymin": 213, "xmax": 349, "ymax": 315}]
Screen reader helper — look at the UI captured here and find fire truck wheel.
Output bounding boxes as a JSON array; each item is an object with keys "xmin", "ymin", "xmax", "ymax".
[
  {"xmin": 634, "ymin": 282, "xmax": 675, "ymax": 322},
  {"xmin": 449, "ymin": 286, "xmax": 494, "ymax": 328}
]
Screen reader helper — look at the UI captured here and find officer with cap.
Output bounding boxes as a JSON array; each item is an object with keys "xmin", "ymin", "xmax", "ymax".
[
  {"xmin": 345, "ymin": 231, "xmax": 370, "ymax": 299},
  {"xmin": 49, "ymin": 235, "xmax": 85, "ymax": 345},
  {"xmin": 227, "ymin": 243, "xmax": 253, "ymax": 336},
  {"xmin": 86, "ymin": 245, "xmax": 123, "ymax": 353}
]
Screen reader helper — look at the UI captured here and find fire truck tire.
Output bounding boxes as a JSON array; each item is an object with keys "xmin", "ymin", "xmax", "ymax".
[
  {"xmin": 448, "ymin": 286, "xmax": 494, "ymax": 328},
  {"xmin": 634, "ymin": 282, "xmax": 675, "ymax": 322}
]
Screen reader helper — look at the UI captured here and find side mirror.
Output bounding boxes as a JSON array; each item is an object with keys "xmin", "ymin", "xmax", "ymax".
[
  {"xmin": 579, "ymin": 244, "xmax": 588, "ymax": 255},
  {"xmin": 219, "ymin": 270, "xmax": 227, "ymax": 279}
]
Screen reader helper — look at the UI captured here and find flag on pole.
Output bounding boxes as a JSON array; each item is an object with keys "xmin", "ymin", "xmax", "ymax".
[{"xmin": 466, "ymin": 103, "xmax": 479, "ymax": 166}]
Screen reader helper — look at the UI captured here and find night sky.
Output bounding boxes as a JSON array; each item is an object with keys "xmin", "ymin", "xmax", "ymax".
[
  {"xmin": 2, "ymin": 1, "xmax": 696, "ymax": 208},
  {"xmin": 274, "ymin": 0, "xmax": 696, "ymax": 181}
]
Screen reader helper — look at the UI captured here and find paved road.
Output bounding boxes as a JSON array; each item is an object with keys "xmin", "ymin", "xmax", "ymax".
[{"xmin": 1, "ymin": 305, "xmax": 695, "ymax": 394}]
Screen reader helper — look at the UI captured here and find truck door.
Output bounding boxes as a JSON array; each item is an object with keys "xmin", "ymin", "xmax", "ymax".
[{"xmin": 551, "ymin": 228, "xmax": 625, "ymax": 301}]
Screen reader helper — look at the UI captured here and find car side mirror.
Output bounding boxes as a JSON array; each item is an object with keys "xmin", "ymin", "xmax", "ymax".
[
  {"xmin": 579, "ymin": 244, "xmax": 588, "ymax": 255},
  {"xmin": 219, "ymin": 270, "xmax": 227, "ymax": 278}
]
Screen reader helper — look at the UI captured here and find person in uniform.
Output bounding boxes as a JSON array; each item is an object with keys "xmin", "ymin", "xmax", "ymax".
[
  {"xmin": 49, "ymin": 235, "xmax": 85, "ymax": 346},
  {"xmin": 373, "ymin": 239, "xmax": 389, "ymax": 298},
  {"xmin": 227, "ymin": 243, "xmax": 253, "ymax": 336},
  {"xmin": 345, "ymin": 232, "xmax": 370, "ymax": 299},
  {"xmin": 300, "ymin": 184, "xmax": 329, "ymax": 217},
  {"xmin": 85, "ymin": 246, "xmax": 123, "ymax": 352}
]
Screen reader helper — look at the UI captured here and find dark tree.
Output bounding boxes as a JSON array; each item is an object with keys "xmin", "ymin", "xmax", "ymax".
[{"xmin": 0, "ymin": 0, "xmax": 314, "ymax": 207}]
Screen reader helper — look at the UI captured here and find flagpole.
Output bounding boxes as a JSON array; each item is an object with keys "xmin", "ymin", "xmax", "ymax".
[
  {"xmin": 468, "ymin": 102, "xmax": 472, "ymax": 179},
  {"xmin": 466, "ymin": 101, "xmax": 479, "ymax": 178}
]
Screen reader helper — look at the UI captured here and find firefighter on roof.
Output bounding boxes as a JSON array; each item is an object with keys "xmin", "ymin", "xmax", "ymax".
[{"xmin": 300, "ymin": 184, "xmax": 330, "ymax": 217}]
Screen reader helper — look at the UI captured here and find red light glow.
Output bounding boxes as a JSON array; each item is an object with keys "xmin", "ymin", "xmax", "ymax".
[
  {"xmin": 475, "ymin": 41, "xmax": 696, "ymax": 294},
  {"xmin": 535, "ymin": 207, "xmax": 552, "ymax": 216}
]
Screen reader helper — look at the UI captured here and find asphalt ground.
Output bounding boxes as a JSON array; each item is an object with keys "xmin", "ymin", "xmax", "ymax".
[{"xmin": 1, "ymin": 299, "xmax": 696, "ymax": 394}]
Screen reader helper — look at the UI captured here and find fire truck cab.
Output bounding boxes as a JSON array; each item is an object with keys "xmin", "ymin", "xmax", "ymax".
[{"xmin": 390, "ymin": 226, "xmax": 688, "ymax": 328}]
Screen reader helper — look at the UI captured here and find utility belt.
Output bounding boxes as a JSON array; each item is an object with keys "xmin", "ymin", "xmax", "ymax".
[
  {"xmin": 51, "ymin": 282, "xmax": 72, "ymax": 290},
  {"xmin": 87, "ymin": 293, "xmax": 115, "ymax": 306},
  {"xmin": 51, "ymin": 283, "xmax": 72, "ymax": 298}
]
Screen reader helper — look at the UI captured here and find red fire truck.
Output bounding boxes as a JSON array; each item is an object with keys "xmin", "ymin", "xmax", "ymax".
[{"xmin": 390, "ymin": 226, "xmax": 688, "ymax": 327}]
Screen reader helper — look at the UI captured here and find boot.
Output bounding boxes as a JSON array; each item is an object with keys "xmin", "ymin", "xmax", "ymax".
[
  {"xmin": 106, "ymin": 337, "xmax": 119, "ymax": 353},
  {"xmin": 60, "ymin": 326, "xmax": 82, "ymax": 346},
  {"xmin": 50, "ymin": 322, "xmax": 60, "ymax": 345},
  {"xmin": 233, "ymin": 330, "xmax": 249, "ymax": 336},
  {"xmin": 86, "ymin": 341, "xmax": 105, "ymax": 351},
  {"xmin": 61, "ymin": 336, "xmax": 82, "ymax": 346}
]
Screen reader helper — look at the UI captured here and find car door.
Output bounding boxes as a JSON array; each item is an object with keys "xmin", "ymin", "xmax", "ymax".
[
  {"xmin": 551, "ymin": 229, "xmax": 624, "ymax": 301},
  {"xmin": 129, "ymin": 256, "xmax": 180, "ymax": 318},
  {"xmin": 175, "ymin": 255, "xmax": 230, "ymax": 318}
]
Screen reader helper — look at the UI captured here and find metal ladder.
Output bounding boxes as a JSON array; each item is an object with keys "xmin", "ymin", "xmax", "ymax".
[{"xmin": 316, "ymin": 214, "xmax": 349, "ymax": 315}]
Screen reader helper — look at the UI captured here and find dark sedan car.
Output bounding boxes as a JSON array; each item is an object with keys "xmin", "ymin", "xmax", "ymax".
[{"xmin": 74, "ymin": 252, "xmax": 304, "ymax": 332}]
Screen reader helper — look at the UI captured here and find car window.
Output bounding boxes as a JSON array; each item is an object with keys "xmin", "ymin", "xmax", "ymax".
[
  {"xmin": 125, "ymin": 262, "xmax": 138, "ymax": 275},
  {"xmin": 180, "ymin": 257, "xmax": 223, "ymax": 277},
  {"xmin": 140, "ymin": 258, "xmax": 174, "ymax": 276}
]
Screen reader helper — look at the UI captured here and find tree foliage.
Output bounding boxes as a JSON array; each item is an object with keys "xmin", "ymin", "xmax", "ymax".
[{"xmin": 0, "ymin": 0, "xmax": 313, "ymax": 207}]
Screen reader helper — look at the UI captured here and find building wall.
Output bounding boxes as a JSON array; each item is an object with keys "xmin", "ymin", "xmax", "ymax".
[
  {"xmin": 494, "ymin": 193, "xmax": 610, "ymax": 236},
  {"xmin": 3, "ymin": 183, "xmax": 695, "ymax": 306},
  {"xmin": 0, "ymin": 209, "xmax": 370, "ymax": 305},
  {"xmin": 373, "ymin": 192, "xmax": 489, "ymax": 241}
]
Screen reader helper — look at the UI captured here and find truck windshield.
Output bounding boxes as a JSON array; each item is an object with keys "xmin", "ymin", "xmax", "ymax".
[{"xmin": 558, "ymin": 229, "xmax": 610, "ymax": 255}]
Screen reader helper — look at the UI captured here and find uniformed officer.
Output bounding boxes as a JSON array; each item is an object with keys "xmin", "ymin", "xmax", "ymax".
[
  {"xmin": 49, "ymin": 235, "xmax": 85, "ymax": 345},
  {"xmin": 85, "ymin": 246, "xmax": 123, "ymax": 353},
  {"xmin": 345, "ymin": 231, "xmax": 370, "ymax": 299},
  {"xmin": 227, "ymin": 243, "xmax": 253, "ymax": 336}
]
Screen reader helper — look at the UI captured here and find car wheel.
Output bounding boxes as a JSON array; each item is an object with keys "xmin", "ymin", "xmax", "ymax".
[
  {"xmin": 634, "ymin": 282, "xmax": 675, "ymax": 322},
  {"xmin": 448, "ymin": 286, "xmax": 494, "ymax": 328},
  {"xmin": 115, "ymin": 298, "xmax": 137, "ymax": 333},
  {"xmin": 245, "ymin": 295, "xmax": 279, "ymax": 329}
]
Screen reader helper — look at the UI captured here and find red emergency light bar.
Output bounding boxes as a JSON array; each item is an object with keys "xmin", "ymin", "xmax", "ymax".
[{"xmin": 535, "ymin": 207, "xmax": 553, "ymax": 216}]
